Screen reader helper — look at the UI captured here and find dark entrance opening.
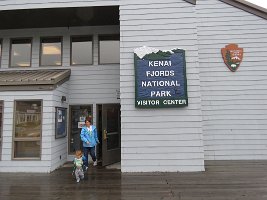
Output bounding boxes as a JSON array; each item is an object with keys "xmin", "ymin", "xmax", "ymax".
[{"xmin": 0, "ymin": 6, "xmax": 119, "ymax": 29}]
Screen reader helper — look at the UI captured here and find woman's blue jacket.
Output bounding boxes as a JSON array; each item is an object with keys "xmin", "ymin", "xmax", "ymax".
[{"xmin": 80, "ymin": 125, "xmax": 99, "ymax": 147}]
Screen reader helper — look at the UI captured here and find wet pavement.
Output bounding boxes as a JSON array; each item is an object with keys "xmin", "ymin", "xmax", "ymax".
[{"xmin": 1, "ymin": 161, "xmax": 267, "ymax": 200}]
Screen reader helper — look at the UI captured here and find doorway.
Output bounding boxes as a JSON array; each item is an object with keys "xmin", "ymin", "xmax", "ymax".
[
  {"xmin": 97, "ymin": 104, "xmax": 121, "ymax": 166},
  {"xmin": 69, "ymin": 105, "xmax": 92, "ymax": 154}
]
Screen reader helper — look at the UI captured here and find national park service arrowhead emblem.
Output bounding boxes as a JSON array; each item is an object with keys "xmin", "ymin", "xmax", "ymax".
[{"xmin": 221, "ymin": 44, "xmax": 243, "ymax": 72}]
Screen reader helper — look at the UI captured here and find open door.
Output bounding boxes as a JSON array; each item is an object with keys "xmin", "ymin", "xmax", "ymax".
[{"xmin": 102, "ymin": 104, "xmax": 121, "ymax": 166}]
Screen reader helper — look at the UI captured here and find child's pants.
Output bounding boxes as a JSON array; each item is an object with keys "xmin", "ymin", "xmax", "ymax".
[{"xmin": 75, "ymin": 168, "xmax": 84, "ymax": 181}]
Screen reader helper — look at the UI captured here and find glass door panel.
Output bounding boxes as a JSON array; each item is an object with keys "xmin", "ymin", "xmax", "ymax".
[{"xmin": 69, "ymin": 105, "xmax": 92, "ymax": 154}]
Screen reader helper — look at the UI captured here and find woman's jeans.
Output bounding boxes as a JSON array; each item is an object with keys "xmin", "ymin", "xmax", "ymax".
[{"xmin": 83, "ymin": 146, "xmax": 96, "ymax": 167}]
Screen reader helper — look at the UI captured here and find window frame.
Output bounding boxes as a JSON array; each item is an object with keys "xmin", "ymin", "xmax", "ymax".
[
  {"xmin": 40, "ymin": 36, "xmax": 63, "ymax": 67},
  {"xmin": 12, "ymin": 99, "xmax": 42, "ymax": 160},
  {"xmin": 9, "ymin": 37, "xmax": 33, "ymax": 68},
  {"xmin": 70, "ymin": 35, "xmax": 93, "ymax": 66},
  {"xmin": 98, "ymin": 34, "xmax": 120, "ymax": 65},
  {"xmin": 0, "ymin": 100, "xmax": 3, "ymax": 160},
  {"xmin": 0, "ymin": 39, "xmax": 2, "ymax": 67}
]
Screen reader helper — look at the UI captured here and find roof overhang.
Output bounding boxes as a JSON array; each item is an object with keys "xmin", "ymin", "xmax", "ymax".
[
  {"xmin": 219, "ymin": 0, "xmax": 267, "ymax": 20},
  {"xmin": 0, "ymin": 69, "xmax": 71, "ymax": 91},
  {"xmin": 184, "ymin": 0, "xmax": 196, "ymax": 5}
]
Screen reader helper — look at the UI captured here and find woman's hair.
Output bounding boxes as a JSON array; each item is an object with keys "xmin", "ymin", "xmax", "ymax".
[
  {"xmin": 75, "ymin": 150, "xmax": 82, "ymax": 158},
  {"xmin": 85, "ymin": 119, "xmax": 91, "ymax": 123}
]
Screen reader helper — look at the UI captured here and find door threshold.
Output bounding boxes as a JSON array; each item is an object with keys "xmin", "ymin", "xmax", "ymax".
[{"xmin": 105, "ymin": 162, "xmax": 121, "ymax": 170}]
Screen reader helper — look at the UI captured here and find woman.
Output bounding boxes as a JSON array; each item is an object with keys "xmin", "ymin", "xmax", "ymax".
[{"xmin": 80, "ymin": 119, "xmax": 99, "ymax": 170}]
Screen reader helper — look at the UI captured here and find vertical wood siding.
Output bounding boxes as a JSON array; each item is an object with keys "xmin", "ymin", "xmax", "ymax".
[
  {"xmin": 197, "ymin": 0, "xmax": 267, "ymax": 160},
  {"xmin": 120, "ymin": 0, "xmax": 204, "ymax": 172}
]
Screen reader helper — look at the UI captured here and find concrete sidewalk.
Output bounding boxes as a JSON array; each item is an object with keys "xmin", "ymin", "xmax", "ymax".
[{"xmin": 0, "ymin": 161, "xmax": 267, "ymax": 200}]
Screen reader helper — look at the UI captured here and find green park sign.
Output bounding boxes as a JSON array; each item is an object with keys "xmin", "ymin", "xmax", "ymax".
[{"xmin": 134, "ymin": 46, "xmax": 188, "ymax": 108}]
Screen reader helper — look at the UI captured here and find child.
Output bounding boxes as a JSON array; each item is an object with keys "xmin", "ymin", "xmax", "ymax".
[{"xmin": 73, "ymin": 150, "xmax": 85, "ymax": 183}]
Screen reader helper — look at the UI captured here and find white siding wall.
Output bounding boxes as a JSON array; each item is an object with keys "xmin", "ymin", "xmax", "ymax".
[
  {"xmin": 0, "ymin": 26, "xmax": 120, "ymax": 111},
  {"xmin": 197, "ymin": 0, "xmax": 267, "ymax": 160},
  {"xmin": 0, "ymin": 91, "xmax": 54, "ymax": 172},
  {"xmin": 3, "ymin": 0, "xmax": 266, "ymax": 172},
  {"xmin": 0, "ymin": 83, "xmax": 70, "ymax": 173},
  {"xmin": 120, "ymin": 0, "xmax": 204, "ymax": 172},
  {"xmin": 66, "ymin": 26, "xmax": 120, "ymax": 125},
  {"xmin": 51, "ymin": 82, "xmax": 69, "ymax": 171},
  {"xmin": 0, "ymin": 25, "xmax": 120, "ymax": 172},
  {"xmin": 0, "ymin": 0, "xmax": 119, "ymax": 10}
]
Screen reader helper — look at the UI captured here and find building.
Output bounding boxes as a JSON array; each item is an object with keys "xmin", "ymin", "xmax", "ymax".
[{"xmin": 0, "ymin": 0, "xmax": 266, "ymax": 172}]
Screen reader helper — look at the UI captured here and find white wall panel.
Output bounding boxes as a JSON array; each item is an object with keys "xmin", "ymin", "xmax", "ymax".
[
  {"xmin": 120, "ymin": 0, "xmax": 204, "ymax": 172},
  {"xmin": 197, "ymin": 0, "xmax": 267, "ymax": 160},
  {"xmin": 0, "ymin": 91, "xmax": 54, "ymax": 172}
]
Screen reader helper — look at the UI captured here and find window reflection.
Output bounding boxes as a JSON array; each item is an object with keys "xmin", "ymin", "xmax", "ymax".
[
  {"xmin": 99, "ymin": 35, "xmax": 120, "ymax": 64},
  {"xmin": 14, "ymin": 101, "xmax": 41, "ymax": 158},
  {"xmin": 71, "ymin": 36, "xmax": 93, "ymax": 65},
  {"xmin": 10, "ymin": 38, "xmax": 32, "ymax": 67},
  {"xmin": 69, "ymin": 105, "xmax": 92, "ymax": 153},
  {"xmin": 40, "ymin": 37, "xmax": 62, "ymax": 66},
  {"xmin": 15, "ymin": 101, "xmax": 41, "ymax": 138},
  {"xmin": 14, "ymin": 141, "xmax": 40, "ymax": 158}
]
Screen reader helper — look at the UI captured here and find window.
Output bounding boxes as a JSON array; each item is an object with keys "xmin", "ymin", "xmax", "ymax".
[
  {"xmin": 10, "ymin": 38, "xmax": 32, "ymax": 67},
  {"xmin": 0, "ymin": 101, "xmax": 3, "ymax": 159},
  {"xmin": 13, "ymin": 100, "xmax": 42, "ymax": 159},
  {"xmin": 40, "ymin": 37, "xmax": 62, "ymax": 66},
  {"xmin": 71, "ymin": 36, "xmax": 93, "ymax": 65},
  {"xmin": 99, "ymin": 35, "xmax": 120, "ymax": 64}
]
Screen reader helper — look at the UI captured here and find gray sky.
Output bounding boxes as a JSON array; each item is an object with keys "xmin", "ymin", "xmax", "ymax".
[{"xmin": 246, "ymin": 0, "xmax": 267, "ymax": 9}]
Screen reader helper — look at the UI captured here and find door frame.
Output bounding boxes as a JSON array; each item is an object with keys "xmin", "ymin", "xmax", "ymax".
[{"xmin": 68, "ymin": 104, "xmax": 93, "ymax": 155}]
